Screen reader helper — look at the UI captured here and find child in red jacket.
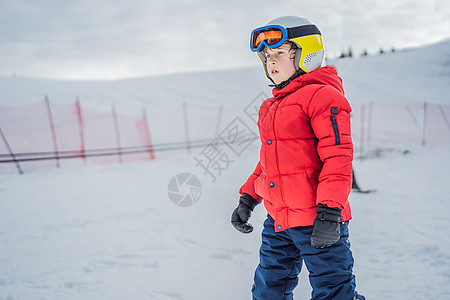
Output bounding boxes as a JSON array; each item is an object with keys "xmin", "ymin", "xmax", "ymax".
[{"xmin": 231, "ymin": 16, "xmax": 365, "ymax": 300}]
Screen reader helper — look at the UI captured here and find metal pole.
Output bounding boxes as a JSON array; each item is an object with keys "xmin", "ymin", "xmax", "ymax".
[
  {"xmin": 367, "ymin": 101, "xmax": 373, "ymax": 149},
  {"xmin": 0, "ymin": 127, "xmax": 23, "ymax": 174},
  {"xmin": 111, "ymin": 103, "xmax": 123, "ymax": 163},
  {"xmin": 438, "ymin": 104, "xmax": 450, "ymax": 136},
  {"xmin": 215, "ymin": 104, "xmax": 223, "ymax": 144},
  {"xmin": 360, "ymin": 103, "xmax": 366, "ymax": 158},
  {"xmin": 182, "ymin": 102, "xmax": 191, "ymax": 154},
  {"xmin": 142, "ymin": 107, "xmax": 155, "ymax": 159},
  {"xmin": 75, "ymin": 97, "xmax": 87, "ymax": 164},
  {"xmin": 45, "ymin": 96, "xmax": 60, "ymax": 167},
  {"xmin": 422, "ymin": 101, "xmax": 427, "ymax": 146}
]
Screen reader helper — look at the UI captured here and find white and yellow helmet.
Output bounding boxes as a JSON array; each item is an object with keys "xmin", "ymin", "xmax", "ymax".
[{"xmin": 250, "ymin": 16, "xmax": 324, "ymax": 78}]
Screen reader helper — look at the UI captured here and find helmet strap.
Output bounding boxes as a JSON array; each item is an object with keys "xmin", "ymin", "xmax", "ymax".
[{"xmin": 269, "ymin": 68, "xmax": 305, "ymax": 89}]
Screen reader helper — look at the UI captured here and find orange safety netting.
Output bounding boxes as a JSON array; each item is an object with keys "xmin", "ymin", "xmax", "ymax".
[{"xmin": 0, "ymin": 99, "xmax": 154, "ymax": 171}]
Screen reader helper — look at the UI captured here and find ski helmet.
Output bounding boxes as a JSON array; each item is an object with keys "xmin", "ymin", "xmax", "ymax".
[{"xmin": 250, "ymin": 16, "xmax": 324, "ymax": 80}]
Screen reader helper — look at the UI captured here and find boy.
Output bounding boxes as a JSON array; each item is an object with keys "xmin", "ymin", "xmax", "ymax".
[{"xmin": 231, "ymin": 16, "xmax": 365, "ymax": 300}]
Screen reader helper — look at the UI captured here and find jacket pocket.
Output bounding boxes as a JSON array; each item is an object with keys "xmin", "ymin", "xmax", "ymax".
[{"xmin": 330, "ymin": 116, "xmax": 340, "ymax": 145}]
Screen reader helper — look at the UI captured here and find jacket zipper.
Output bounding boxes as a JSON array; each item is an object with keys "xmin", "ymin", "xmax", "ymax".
[{"xmin": 330, "ymin": 116, "xmax": 340, "ymax": 145}]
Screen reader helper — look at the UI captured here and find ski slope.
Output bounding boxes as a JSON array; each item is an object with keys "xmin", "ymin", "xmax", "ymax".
[{"xmin": 0, "ymin": 39, "xmax": 450, "ymax": 299}]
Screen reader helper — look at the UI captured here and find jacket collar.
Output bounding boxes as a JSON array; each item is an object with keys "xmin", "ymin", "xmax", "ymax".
[{"xmin": 271, "ymin": 65, "xmax": 344, "ymax": 99}]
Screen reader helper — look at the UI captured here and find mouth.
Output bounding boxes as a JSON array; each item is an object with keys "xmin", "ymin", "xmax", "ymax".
[{"xmin": 271, "ymin": 69, "xmax": 279, "ymax": 75}]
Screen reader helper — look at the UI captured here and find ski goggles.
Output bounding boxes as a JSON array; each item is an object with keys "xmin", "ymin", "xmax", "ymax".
[
  {"xmin": 250, "ymin": 25, "xmax": 287, "ymax": 52},
  {"xmin": 250, "ymin": 24, "xmax": 322, "ymax": 52}
]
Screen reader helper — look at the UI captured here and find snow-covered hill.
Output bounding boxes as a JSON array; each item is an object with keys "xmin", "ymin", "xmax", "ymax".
[
  {"xmin": 0, "ymin": 39, "xmax": 450, "ymax": 299},
  {"xmin": 1, "ymin": 39, "xmax": 449, "ymax": 109}
]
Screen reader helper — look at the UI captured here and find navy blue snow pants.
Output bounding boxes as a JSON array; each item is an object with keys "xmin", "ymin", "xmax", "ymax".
[{"xmin": 252, "ymin": 215, "xmax": 358, "ymax": 300}]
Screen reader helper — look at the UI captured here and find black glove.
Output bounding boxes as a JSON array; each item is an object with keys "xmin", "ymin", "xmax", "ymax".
[
  {"xmin": 231, "ymin": 193, "xmax": 258, "ymax": 234},
  {"xmin": 311, "ymin": 204, "xmax": 342, "ymax": 248}
]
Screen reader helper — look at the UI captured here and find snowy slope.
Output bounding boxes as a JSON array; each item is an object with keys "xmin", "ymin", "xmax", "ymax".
[
  {"xmin": 1, "ymin": 39, "xmax": 450, "ymax": 300},
  {"xmin": 1, "ymin": 39, "xmax": 449, "ymax": 109},
  {"xmin": 333, "ymin": 39, "xmax": 450, "ymax": 105}
]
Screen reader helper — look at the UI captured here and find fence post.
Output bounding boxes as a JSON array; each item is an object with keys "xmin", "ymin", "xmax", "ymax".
[
  {"xmin": 438, "ymin": 104, "xmax": 450, "ymax": 135},
  {"xmin": 360, "ymin": 103, "xmax": 366, "ymax": 158},
  {"xmin": 182, "ymin": 102, "xmax": 191, "ymax": 154},
  {"xmin": 422, "ymin": 101, "xmax": 427, "ymax": 146},
  {"xmin": 111, "ymin": 103, "xmax": 123, "ymax": 163},
  {"xmin": 215, "ymin": 104, "xmax": 223, "ymax": 143},
  {"xmin": 75, "ymin": 97, "xmax": 87, "ymax": 164},
  {"xmin": 142, "ymin": 107, "xmax": 155, "ymax": 159},
  {"xmin": 45, "ymin": 96, "xmax": 60, "ymax": 167},
  {"xmin": 0, "ymin": 127, "xmax": 23, "ymax": 174},
  {"xmin": 367, "ymin": 101, "xmax": 373, "ymax": 150}
]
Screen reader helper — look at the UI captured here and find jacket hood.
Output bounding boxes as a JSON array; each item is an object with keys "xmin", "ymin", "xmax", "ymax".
[{"xmin": 272, "ymin": 65, "xmax": 344, "ymax": 99}]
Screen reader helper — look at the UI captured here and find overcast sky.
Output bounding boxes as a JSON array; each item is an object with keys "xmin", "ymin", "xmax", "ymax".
[{"xmin": 0, "ymin": 0, "xmax": 449, "ymax": 80}]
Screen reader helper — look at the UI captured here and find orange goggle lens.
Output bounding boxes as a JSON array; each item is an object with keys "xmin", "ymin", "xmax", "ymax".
[
  {"xmin": 250, "ymin": 25, "xmax": 287, "ymax": 52},
  {"xmin": 255, "ymin": 31, "xmax": 283, "ymax": 48}
]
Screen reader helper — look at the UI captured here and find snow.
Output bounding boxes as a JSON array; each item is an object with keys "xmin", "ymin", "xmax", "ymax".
[{"xmin": 1, "ymin": 39, "xmax": 450, "ymax": 299}]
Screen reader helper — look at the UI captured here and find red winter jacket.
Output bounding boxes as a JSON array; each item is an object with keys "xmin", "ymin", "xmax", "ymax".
[{"xmin": 240, "ymin": 65, "xmax": 353, "ymax": 232}]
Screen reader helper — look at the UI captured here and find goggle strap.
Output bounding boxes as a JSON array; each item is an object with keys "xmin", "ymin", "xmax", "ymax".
[
  {"xmin": 287, "ymin": 25, "xmax": 321, "ymax": 39},
  {"xmin": 250, "ymin": 24, "xmax": 321, "ymax": 52}
]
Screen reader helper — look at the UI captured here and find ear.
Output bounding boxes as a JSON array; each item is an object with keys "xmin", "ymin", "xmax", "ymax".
[
  {"xmin": 294, "ymin": 48, "xmax": 302, "ymax": 72},
  {"xmin": 289, "ymin": 48, "xmax": 297, "ymax": 60}
]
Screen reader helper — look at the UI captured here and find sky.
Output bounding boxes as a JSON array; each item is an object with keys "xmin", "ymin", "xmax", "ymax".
[{"xmin": 0, "ymin": 0, "xmax": 449, "ymax": 80}]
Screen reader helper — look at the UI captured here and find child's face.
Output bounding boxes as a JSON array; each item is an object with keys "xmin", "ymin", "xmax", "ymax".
[{"xmin": 264, "ymin": 43, "xmax": 297, "ymax": 85}]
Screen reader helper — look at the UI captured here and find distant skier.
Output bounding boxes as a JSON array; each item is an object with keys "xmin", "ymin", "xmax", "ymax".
[{"xmin": 231, "ymin": 16, "xmax": 365, "ymax": 299}]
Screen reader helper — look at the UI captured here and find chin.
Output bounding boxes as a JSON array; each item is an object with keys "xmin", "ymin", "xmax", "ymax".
[{"xmin": 273, "ymin": 78, "xmax": 286, "ymax": 85}]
